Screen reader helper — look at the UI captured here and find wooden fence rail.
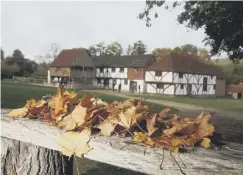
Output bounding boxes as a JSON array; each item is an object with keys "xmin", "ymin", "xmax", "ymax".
[{"xmin": 1, "ymin": 109, "xmax": 243, "ymax": 175}]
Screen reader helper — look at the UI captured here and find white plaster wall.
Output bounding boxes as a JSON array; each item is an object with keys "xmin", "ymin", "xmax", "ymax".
[
  {"xmin": 175, "ymin": 84, "xmax": 215, "ymax": 95},
  {"xmin": 145, "ymin": 71, "xmax": 173, "ymax": 82},
  {"xmin": 173, "ymin": 73, "xmax": 216, "ymax": 85},
  {"xmin": 93, "ymin": 78, "xmax": 130, "ymax": 91},
  {"xmin": 146, "ymin": 83, "xmax": 174, "ymax": 95},
  {"xmin": 96, "ymin": 68, "xmax": 127, "ymax": 79}
]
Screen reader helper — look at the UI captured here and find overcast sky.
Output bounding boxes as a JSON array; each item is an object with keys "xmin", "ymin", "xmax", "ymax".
[{"xmin": 1, "ymin": 1, "xmax": 211, "ymax": 60}]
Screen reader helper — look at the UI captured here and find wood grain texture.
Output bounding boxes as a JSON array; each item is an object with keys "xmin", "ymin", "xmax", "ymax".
[
  {"xmin": 1, "ymin": 137, "xmax": 73, "ymax": 175},
  {"xmin": 1, "ymin": 109, "xmax": 243, "ymax": 175}
]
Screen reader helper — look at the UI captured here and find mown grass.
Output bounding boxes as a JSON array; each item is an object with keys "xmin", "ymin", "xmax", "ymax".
[
  {"xmin": 1, "ymin": 80, "xmax": 176, "ymax": 113},
  {"xmin": 129, "ymin": 94, "xmax": 243, "ymax": 113}
]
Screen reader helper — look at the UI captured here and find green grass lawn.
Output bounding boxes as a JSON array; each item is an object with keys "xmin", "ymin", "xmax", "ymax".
[
  {"xmin": 130, "ymin": 94, "xmax": 243, "ymax": 113},
  {"xmin": 1, "ymin": 81, "xmax": 176, "ymax": 113}
]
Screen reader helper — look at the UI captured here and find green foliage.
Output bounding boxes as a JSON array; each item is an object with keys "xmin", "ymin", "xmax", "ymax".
[
  {"xmin": 105, "ymin": 41, "xmax": 123, "ymax": 56},
  {"xmin": 152, "ymin": 48, "xmax": 171, "ymax": 58},
  {"xmin": 1, "ymin": 49, "xmax": 38, "ymax": 77},
  {"xmin": 173, "ymin": 47, "xmax": 183, "ymax": 54},
  {"xmin": 125, "ymin": 44, "xmax": 133, "ymax": 55},
  {"xmin": 139, "ymin": 1, "xmax": 243, "ymax": 61},
  {"xmin": 1, "ymin": 49, "xmax": 4, "ymax": 59},
  {"xmin": 132, "ymin": 40, "xmax": 147, "ymax": 55},
  {"xmin": 181, "ymin": 44, "xmax": 198, "ymax": 55}
]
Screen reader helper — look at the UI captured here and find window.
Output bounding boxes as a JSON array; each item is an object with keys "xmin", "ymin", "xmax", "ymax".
[
  {"xmin": 112, "ymin": 68, "xmax": 116, "ymax": 72},
  {"xmin": 124, "ymin": 79, "xmax": 128, "ymax": 85},
  {"xmin": 203, "ymin": 77, "xmax": 207, "ymax": 91},
  {"xmin": 180, "ymin": 84, "xmax": 184, "ymax": 89},
  {"xmin": 179, "ymin": 73, "xmax": 183, "ymax": 78},
  {"xmin": 120, "ymin": 68, "xmax": 124, "ymax": 73},
  {"xmin": 155, "ymin": 71, "xmax": 162, "ymax": 77},
  {"xmin": 97, "ymin": 78, "xmax": 101, "ymax": 84},
  {"xmin": 213, "ymin": 84, "xmax": 216, "ymax": 90},
  {"xmin": 211, "ymin": 75, "xmax": 214, "ymax": 79},
  {"xmin": 100, "ymin": 68, "xmax": 104, "ymax": 73},
  {"xmin": 157, "ymin": 83, "xmax": 164, "ymax": 89}
]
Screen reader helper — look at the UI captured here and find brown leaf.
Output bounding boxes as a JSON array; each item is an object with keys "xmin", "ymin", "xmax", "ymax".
[
  {"xmin": 118, "ymin": 106, "xmax": 143, "ymax": 128},
  {"xmin": 81, "ymin": 93, "xmax": 93, "ymax": 108},
  {"xmin": 146, "ymin": 114, "xmax": 158, "ymax": 136}
]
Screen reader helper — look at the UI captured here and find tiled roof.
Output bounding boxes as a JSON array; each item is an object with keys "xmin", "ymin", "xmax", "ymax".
[
  {"xmin": 146, "ymin": 52, "xmax": 225, "ymax": 78},
  {"xmin": 92, "ymin": 55, "xmax": 155, "ymax": 68},
  {"xmin": 227, "ymin": 84, "xmax": 243, "ymax": 93},
  {"xmin": 50, "ymin": 48, "xmax": 91, "ymax": 67}
]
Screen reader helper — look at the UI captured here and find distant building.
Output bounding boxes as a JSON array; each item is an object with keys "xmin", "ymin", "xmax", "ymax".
[
  {"xmin": 48, "ymin": 48, "xmax": 95, "ymax": 89},
  {"xmin": 227, "ymin": 84, "xmax": 243, "ymax": 99},
  {"xmin": 92, "ymin": 55, "xmax": 155, "ymax": 93},
  {"xmin": 48, "ymin": 48, "xmax": 225, "ymax": 96},
  {"xmin": 145, "ymin": 52, "xmax": 225, "ymax": 96}
]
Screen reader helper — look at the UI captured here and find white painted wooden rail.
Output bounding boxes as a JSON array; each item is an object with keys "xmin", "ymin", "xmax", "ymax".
[{"xmin": 1, "ymin": 109, "xmax": 243, "ymax": 175}]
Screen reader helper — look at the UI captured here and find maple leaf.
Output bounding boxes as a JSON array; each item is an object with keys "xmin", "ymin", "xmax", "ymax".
[
  {"xmin": 97, "ymin": 121, "xmax": 115, "ymax": 136},
  {"xmin": 81, "ymin": 93, "xmax": 93, "ymax": 108},
  {"xmin": 118, "ymin": 106, "xmax": 143, "ymax": 128},
  {"xmin": 200, "ymin": 138, "xmax": 211, "ymax": 148},
  {"xmin": 133, "ymin": 132, "xmax": 154, "ymax": 146},
  {"xmin": 48, "ymin": 87, "xmax": 78, "ymax": 120},
  {"xmin": 58, "ymin": 104, "xmax": 87, "ymax": 131},
  {"xmin": 57, "ymin": 129, "xmax": 92, "ymax": 158},
  {"xmin": 6, "ymin": 107, "xmax": 28, "ymax": 118},
  {"xmin": 158, "ymin": 108, "xmax": 171, "ymax": 118},
  {"xmin": 146, "ymin": 114, "xmax": 158, "ymax": 136}
]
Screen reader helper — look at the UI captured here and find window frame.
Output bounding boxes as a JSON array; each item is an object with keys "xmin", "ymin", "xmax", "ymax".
[
  {"xmin": 157, "ymin": 83, "xmax": 164, "ymax": 89},
  {"xmin": 179, "ymin": 72, "xmax": 183, "ymax": 78},
  {"xmin": 112, "ymin": 68, "xmax": 116, "ymax": 73},
  {"xmin": 120, "ymin": 68, "xmax": 124, "ymax": 73},
  {"xmin": 155, "ymin": 71, "xmax": 162, "ymax": 77}
]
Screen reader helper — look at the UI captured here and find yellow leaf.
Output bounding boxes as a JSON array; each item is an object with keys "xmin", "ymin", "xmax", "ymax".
[
  {"xmin": 133, "ymin": 132, "xmax": 154, "ymax": 146},
  {"xmin": 200, "ymin": 138, "xmax": 211, "ymax": 148},
  {"xmin": 97, "ymin": 122, "xmax": 115, "ymax": 136},
  {"xmin": 7, "ymin": 107, "xmax": 28, "ymax": 118},
  {"xmin": 58, "ymin": 104, "xmax": 87, "ymax": 131},
  {"xmin": 172, "ymin": 147, "xmax": 179, "ymax": 153},
  {"xmin": 57, "ymin": 129, "xmax": 92, "ymax": 158},
  {"xmin": 119, "ymin": 106, "xmax": 143, "ymax": 128},
  {"xmin": 171, "ymin": 138, "xmax": 183, "ymax": 147}
]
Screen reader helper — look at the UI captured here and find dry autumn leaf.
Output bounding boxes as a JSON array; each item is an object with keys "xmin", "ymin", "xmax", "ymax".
[
  {"xmin": 97, "ymin": 121, "xmax": 115, "ymax": 136},
  {"xmin": 200, "ymin": 138, "xmax": 211, "ymax": 148},
  {"xmin": 58, "ymin": 104, "xmax": 87, "ymax": 131},
  {"xmin": 146, "ymin": 114, "xmax": 158, "ymax": 136},
  {"xmin": 133, "ymin": 132, "xmax": 154, "ymax": 146},
  {"xmin": 7, "ymin": 107, "xmax": 28, "ymax": 118},
  {"xmin": 57, "ymin": 129, "xmax": 92, "ymax": 158},
  {"xmin": 118, "ymin": 106, "xmax": 143, "ymax": 128}
]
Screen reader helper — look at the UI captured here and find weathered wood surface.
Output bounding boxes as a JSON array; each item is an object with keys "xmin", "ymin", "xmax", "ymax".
[
  {"xmin": 1, "ymin": 109, "xmax": 243, "ymax": 175},
  {"xmin": 1, "ymin": 137, "xmax": 73, "ymax": 175}
]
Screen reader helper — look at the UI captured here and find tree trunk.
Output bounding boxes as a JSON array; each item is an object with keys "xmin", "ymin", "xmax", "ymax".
[{"xmin": 1, "ymin": 137, "xmax": 73, "ymax": 175}]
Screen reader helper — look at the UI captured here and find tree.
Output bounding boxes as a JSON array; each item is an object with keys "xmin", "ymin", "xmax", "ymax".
[
  {"xmin": 139, "ymin": 1, "xmax": 243, "ymax": 61},
  {"xmin": 105, "ymin": 41, "xmax": 123, "ymax": 56},
  {"xmin": 181, "ymin": 44, "xmax": 198, "ymax": 55},
  {"xmin": 45, "ymin": 43, "xmax": 61, "ymax": 63},
  {"xmin": 88, "ymin": 45, "xmax": 97, "ymax": 57},
  {"xmin": 125, "ymin": 44, "xmax": 133, "ymax": 55},
  {"xmin": 173, "ymin": 47, "xmax": 183, "ymax": 54},
  {"xmin": 152, "ymin": 48, "xmax": 171, "ymax": 58},
  {"xmin": 1, "ymin": 49, "xmax": 4, "ymax": 59},
  {"xmin": 96, "ymin": 42, "xmax": 106, "ymax": 56},
  {"xmin": 198, "ymin": 48, "xmax": 211, "ymax": 61},
  {"xmin": 132, "ymin": 40, "xmax": 147, "ymax": 55},
  {"xmin": 12, "ymin": 49, "xmax": 24, "ymax": 59}
]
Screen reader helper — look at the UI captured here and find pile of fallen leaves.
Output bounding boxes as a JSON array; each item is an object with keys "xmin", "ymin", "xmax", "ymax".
[{"xmin": 6, "ymin": 87, "xmax": 217, "ymax": 158}]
